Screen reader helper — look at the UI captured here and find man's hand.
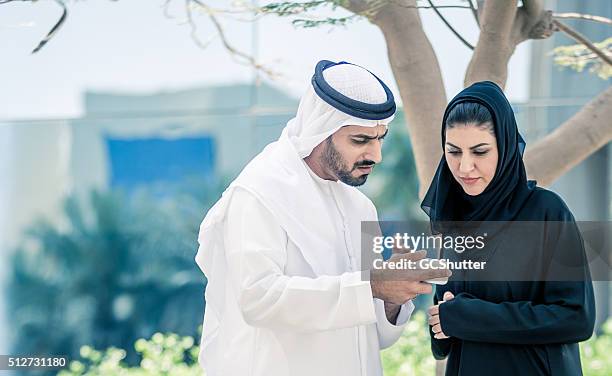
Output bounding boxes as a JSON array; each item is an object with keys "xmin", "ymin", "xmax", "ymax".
[
  {"xmin": 370, "ymin": 250, "xmax": 452, "ymax": 305},
  {"xmin": 428, "ymin": 291, "xmax": 454, "ymax": 339}
]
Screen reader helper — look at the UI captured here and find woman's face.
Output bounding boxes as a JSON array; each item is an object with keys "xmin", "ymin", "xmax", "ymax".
[{"xmin": 445, "ymin": 124, "xmax": 498, "ymax": 196}]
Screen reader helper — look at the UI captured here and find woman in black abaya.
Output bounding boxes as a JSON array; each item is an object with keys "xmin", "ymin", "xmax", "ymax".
[{"xmin": 422, "ymin": 81, "xmax": 595, "ymax": 376}]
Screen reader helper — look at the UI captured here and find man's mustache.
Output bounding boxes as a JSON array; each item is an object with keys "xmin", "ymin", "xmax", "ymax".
[{"xmin": 353, "ymin": 160, "xmax": 376, "ymax": 169}]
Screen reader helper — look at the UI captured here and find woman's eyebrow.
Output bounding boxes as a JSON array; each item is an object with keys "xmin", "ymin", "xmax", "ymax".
[
  {"xmin": 469, "ymin": 143, "xmax": 490, "ymax": 149},
  {"xmin": 446, "ymin": 142, "xmax": 490, "ymax": 149}
]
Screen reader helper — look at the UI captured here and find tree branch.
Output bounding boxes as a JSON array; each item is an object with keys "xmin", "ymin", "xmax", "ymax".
[
  {"xmin": 266, "ymin": 0, "xmax": 473, "ymax": 16},
  {"xmin": 388, "ymin": 1, "xmax": 472, "ymax": 10},
  {"xmin": 162, "ymin": 0, "xmax": 173, "ymax": 18},
  {"xmin": 31, "ymin": 0, "xmax": 67, "ymax": 54},
  {"xmin": 524, "ymin": 9, "xmax": 556, "ymax": 40},
  {"xmin": 185, "ymin": 0, "xmax": 280, "ymax": 79},
  {"xmin": 426, "ymin": 0, "xmax": 474, "ymax": 50},
  {"xmin": 341, "ymin": 0, "xmax": 477, "ymax": 25},
  {"xmin": 508, "ymin": 3, "xmax": 555, "ymax": 47},
  {"xmin": 553, "ymin": 19, "xmax": 612, "ymax": 66},
  {"xmin": 257, "ymin": 1, "xmax": 330, "ymax": 16},
  {"xmin": 524, "ymin": 86, "xmax": 612, "ymax": 187},
  {"xmin": 467, "ymin": 0, "xmax": 479, "ymax": 26},
  {"xmin": 404, "ymin": 5, "xmax": 472, "ymax": 10},
  {"xmin": 522, "ymin": 0, "xmax": 543, "ymax": 20},
  {"xmin": 475, "ymin": 0, "xmax": 485, "ymax": 18},
  {"xmin": 184, "ymin": 0, "xmax": 215, "ymax": 49},
  {"xmin": 338, "ymin": 0, "xmax": 386, "ymax": 20},
  {"xmin": 2, "ymin": 0, "xmax": 68, "ymax": 53},
  {"xmin": 553, "ymin": 12, "xmax": 612, "ymax": 26}
]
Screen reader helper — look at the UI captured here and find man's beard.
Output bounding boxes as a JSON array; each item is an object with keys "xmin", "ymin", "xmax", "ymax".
[{"xmin": 321, "ymin": 137, "xmax": 375, "ymax": 187}]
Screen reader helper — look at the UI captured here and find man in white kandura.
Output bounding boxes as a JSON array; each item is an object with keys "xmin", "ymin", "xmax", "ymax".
[{"xmin": 195, "ymin": 60, "xmax": 450, "ymax": 376}]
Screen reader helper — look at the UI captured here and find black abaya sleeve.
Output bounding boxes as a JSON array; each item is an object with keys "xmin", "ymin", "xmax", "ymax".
[
  {"xmin": 429, "ymin": 294, "xmax": 456, "ymax": 359},
  {"xmin": 438, "ymin": 281, "xmax": 594, "ymax": 344},
  {"xmin": 438, "ymin": 215, "xmax": 595, "ymax": 345}
]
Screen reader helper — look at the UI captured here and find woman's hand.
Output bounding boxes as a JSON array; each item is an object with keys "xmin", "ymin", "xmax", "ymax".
[{"xmin": 428, "ymin": 291, "xmax": 454, "ymax": 339}]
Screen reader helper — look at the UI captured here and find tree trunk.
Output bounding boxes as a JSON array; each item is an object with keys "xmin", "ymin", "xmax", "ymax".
[
  {"xmin": 371, "ymin": 1, "xmax": 448, "ymax": 198},
  {"xmin": 435, "ymin": 359, "xmax": 447, "ymax": 376},
  {"xmin": 524, "ymin": 86, "xmax": 612, "ymax": 186},
  {"xmin": 465, "ymin": 0, "xmax": 519, "ymax": 88}
]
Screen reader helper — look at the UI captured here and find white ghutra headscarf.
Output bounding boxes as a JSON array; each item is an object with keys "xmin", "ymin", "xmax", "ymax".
[{"xmin": 285, "ymin": 62, "xmax": 393, "ymax": 157}]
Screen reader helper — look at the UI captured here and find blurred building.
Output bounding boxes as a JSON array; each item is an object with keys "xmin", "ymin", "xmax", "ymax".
[
  {"xmin": 71, "ymin": 83, "xmax": 296, "ymax": 199},
  {"xmin": 0, "ymin": 83, "xmax": 297, "ymax": 353},
  {"xmin": 1, "ymin": 82, "xmax": 296, "ymax": 243}
]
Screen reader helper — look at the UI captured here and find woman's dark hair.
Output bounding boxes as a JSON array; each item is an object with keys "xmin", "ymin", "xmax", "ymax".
[{"xmin": 445, "ymin": 101, "xmax": 494, "ymax": 134}]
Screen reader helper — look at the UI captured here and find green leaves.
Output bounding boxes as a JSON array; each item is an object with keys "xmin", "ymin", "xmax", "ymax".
[
  {"xmin": 258, "ymin": 1, "xmax": 360, "ymax": 28},
  {"xmin": 58, "ymin": 333, "xmax": 202, "ymax": 376},
  {"xmin": 581, "ymin": 320, "xmax": 612, "ymax": 376},
  {"xmin": 551, "ymin": 37, "xmax": 612, "ymax": 80},
  {"xmin": 381, "ymin": 311, "xmax": 436, "ymax": 375},
  {"xmin": 292, "ymin": 15, "xmax": 358, "ymax": 28},
  {"xmin": 259, "ymin": 1, "xmax": 331, "ymax": 16},
  {"xmin": 259, "ymin": 1, "xmax": 345, "ymax": 16}
]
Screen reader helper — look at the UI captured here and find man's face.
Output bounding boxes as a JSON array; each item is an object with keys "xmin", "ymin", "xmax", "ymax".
[{"xmin": 321, "ymin": 124, "xmax": 388, "ymax": 187}]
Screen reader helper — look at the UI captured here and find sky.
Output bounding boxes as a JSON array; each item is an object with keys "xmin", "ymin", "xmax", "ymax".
[{"xmin": 0, "ymin": 0, "xmax": 532, "ymax": 121}]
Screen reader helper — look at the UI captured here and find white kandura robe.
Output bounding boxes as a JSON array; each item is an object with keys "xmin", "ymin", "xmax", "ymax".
[{"xmin": 196, "ymin": 157, "xmax": 414, "ymax": 376}]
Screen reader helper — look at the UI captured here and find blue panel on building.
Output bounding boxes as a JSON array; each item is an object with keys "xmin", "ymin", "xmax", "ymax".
[{"xmin": 106, "ymin": 136, "xmax": 215, "ymax": 189}]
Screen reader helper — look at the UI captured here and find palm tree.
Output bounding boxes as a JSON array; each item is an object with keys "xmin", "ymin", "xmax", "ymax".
[{"xmin": 6, "ymin": 177, "xmax": 226, "ymax": 373}]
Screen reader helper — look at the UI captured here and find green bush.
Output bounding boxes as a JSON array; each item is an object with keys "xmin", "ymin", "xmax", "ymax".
[
  {"xmin": 381, "ymin": 311, "xmax": 435, "ymax": 375},
  {"xmin": 57, "ymin": 332, "xmax": 203, "ymax": 376},
  {"xmin": 581, "ymin": 319, "xmax": 612, "ymax": 376},
  {"xmin": 57, "ymin": 313, "xmax": 612, "ymax": 375}
]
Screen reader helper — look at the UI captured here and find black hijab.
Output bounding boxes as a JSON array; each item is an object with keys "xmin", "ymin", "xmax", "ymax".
[{"xmin": 421, "ymin": 81, "xmax": 536, "ymax": 232}]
